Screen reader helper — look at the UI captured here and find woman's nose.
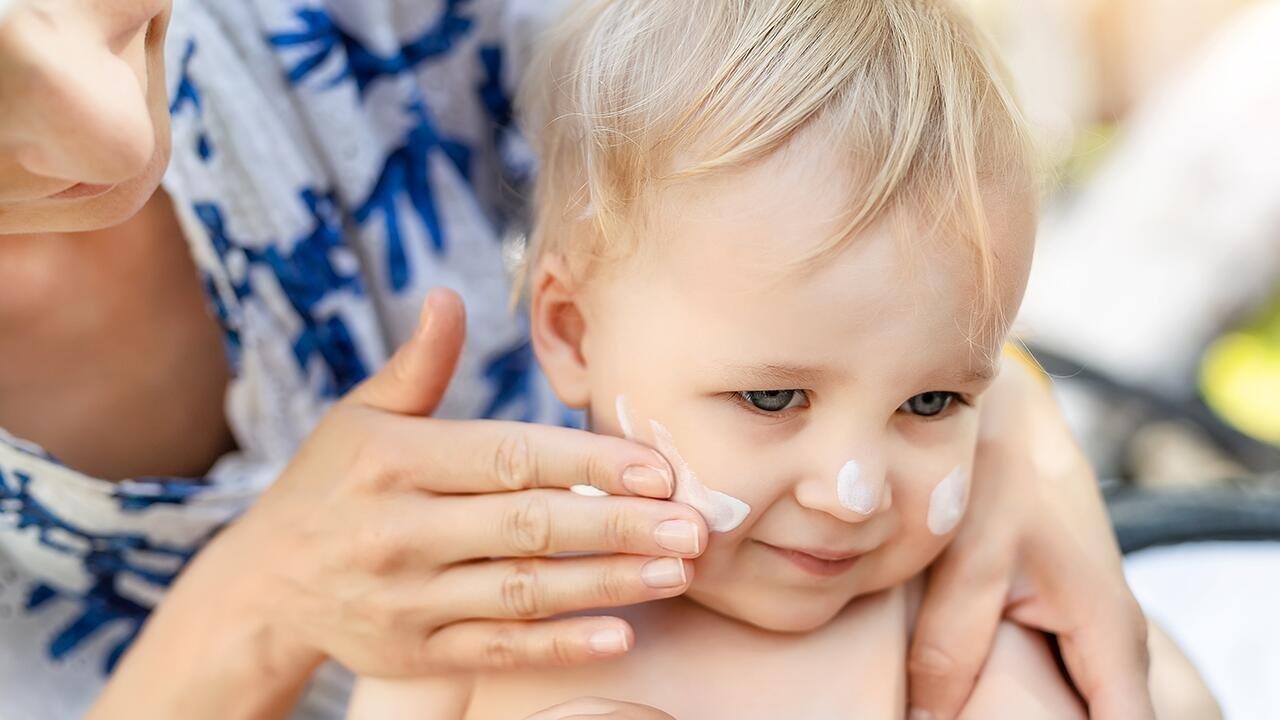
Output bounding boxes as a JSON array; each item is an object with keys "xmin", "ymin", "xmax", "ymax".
[{"xmin": 793, "ymin": 448, "xmax": 892, "ymax": 523}]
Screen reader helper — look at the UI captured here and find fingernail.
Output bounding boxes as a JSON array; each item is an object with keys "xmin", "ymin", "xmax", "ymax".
[
  {"xmin": 621, "ymin": 465, "xmax": 673, "ymax": 498},
  {"xmin": 653, "ymin": 520, "xmax": 700, "ymax": 555},
  {"xmin": 588, "ymin": 628, "xmax": 630, "ymax": 655},
  {"xmin": 640, "ymin": 557, "xmax": 687, "ymax": 589},
  {"xmin": 413, "ymin": 300, "xmax": 434, "ymax": 339},
  {"xmin": 908, "ymin": 708, "xmax": 935, "ymax": 720}
]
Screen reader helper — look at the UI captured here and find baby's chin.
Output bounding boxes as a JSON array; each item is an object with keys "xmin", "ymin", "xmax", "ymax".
[{"xmin": 685, "ymin": 582, "xmax": 856, "ymax": 634}]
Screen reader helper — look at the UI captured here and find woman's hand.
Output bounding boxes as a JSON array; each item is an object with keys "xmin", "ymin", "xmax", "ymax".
[
  {"xmin": 907, "ymin": 355, "xmax": 1155, "ymax": 720},
  {"xmin": 525, "ymin": 697, "xmax": 677, "ymax": 720},
  {"xmin": 92, "ymin": 289, "xmax": 706, "ymax": 719}
]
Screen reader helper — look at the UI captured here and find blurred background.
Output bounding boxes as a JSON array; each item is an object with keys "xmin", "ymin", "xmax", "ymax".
[{"xmin": 962, "ymin": 0, "xmax": 1280, "ymax": 716}]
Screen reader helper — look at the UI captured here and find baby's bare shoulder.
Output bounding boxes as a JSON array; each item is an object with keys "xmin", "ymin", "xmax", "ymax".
[
  {"xmin": 958, "ymin": 623, "xmax": 1086, "ymax": 720},
  {"xmin": 347, "ymin": 673, "xmax": 475, "ymax": 720}
]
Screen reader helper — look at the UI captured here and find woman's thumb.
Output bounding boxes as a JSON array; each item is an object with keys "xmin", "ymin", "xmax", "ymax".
[{"xmin": 346, "ymin": 288, "xmax": 466, "ymax": 416}]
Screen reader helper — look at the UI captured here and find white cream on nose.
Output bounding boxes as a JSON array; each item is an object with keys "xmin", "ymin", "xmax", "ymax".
[{"xmin": 836, "ymin": 460, "xmax": 882, "ymax": 515}]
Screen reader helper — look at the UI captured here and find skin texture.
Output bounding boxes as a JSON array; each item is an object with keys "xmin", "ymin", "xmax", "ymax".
[
  {"xmin": 1, "ymin": 3, "xmax": 1156, "ymax": 718},
  {"xmin": 0, "ymin": 190, "xmax": 235, "ymax": 479}
]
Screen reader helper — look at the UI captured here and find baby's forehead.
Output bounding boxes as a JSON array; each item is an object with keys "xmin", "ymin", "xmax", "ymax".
[
  {"xmin": 622, "ymin": 221, "xmax": 995, "ymax": 357},
  {"xmin": 642, "ymin": 150, "xmax": 1016, "ymax": 283}
]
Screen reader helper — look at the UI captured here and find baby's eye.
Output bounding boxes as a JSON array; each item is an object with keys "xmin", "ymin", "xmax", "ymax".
[
  {"xmin": 739, "ymin": 390, "xmax": 808, "ymax": 413},
  {"xmin": 900, "ymin": 391, "xmax": 956, "ymax": 417}
]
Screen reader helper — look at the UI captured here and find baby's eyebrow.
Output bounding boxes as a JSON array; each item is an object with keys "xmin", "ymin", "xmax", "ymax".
[
  {"xmin": 941, "ymin": 361, "xmax": 999, "ymax": 385},
  {"xmin": 715, "ymin": 362, "xmax": 828, "ymax": 387},
  {"xmin": 713, "ymin": 360, "xmax": 998, "ymax": 388}
]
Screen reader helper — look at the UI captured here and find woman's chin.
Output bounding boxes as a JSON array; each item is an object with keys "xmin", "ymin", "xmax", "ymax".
[{"xmin": 0, "ymin": 151, "xmax": 167, "ymax": 235}]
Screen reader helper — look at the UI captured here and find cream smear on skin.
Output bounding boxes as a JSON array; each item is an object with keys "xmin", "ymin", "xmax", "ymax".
[
  {"xmin": 571, "ymin": 395, "xmax": 751, "ymax": 532},
  {"xmin": 647, "ymin": 419, "xmax": 751, "ymax": 533},
  {"xmin": 926, "ymin": 466, "xmax": 970, "ymax": 535},
  {"xmin": 836, "ymin": 460, "xmax": 882, "ymax": 515}
]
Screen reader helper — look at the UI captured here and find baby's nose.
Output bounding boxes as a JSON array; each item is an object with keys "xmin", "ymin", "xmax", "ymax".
[
  {"xmin": 793, "ymin": 453, "xmax": 892, "ymax": 523},
  {"xmin": 836, "ymin": 459, "xmax": 887, "ymax": 515}
]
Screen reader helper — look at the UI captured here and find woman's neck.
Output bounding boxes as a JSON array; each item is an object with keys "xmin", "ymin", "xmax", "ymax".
[{"xmin": 0, "ymin": 190, "xmax": 235, "ymax": 479}]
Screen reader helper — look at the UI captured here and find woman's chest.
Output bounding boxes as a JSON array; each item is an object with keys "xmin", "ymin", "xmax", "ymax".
[
  {"xmin": 0, "ymin": 191, "xmax": 233, "ymax": 479},
  {"xmin": 467, "ymin": 592, "xmax": 909, "ymax": 720}
]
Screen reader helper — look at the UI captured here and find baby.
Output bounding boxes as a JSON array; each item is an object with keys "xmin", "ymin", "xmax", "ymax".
[{"xmin": 349, "ymin": 1, "xmax": 1212, "ymax": 717}]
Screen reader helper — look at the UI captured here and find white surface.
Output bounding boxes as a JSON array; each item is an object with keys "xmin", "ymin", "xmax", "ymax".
[
  {"xmin": 1124, "ymin": 541, "xmax": 1280, "ymax": 720},
  {"xmin": 1020, "ymin": 3, "xmax": 1280, "ymax": 396}
]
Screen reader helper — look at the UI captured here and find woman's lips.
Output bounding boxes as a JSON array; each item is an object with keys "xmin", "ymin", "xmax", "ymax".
[
  {"xmin": 759, "ymin": 541, "xmax": 864, "ymax": 578},
  {"xmin": 48, "ymin": 183, "xmax": 117, "ymax": 200}
]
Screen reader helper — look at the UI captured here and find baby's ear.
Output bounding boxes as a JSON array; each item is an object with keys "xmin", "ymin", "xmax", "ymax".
[{"xmin": 530, "ymin": 254, "xmax": 591, "ymax": 409}]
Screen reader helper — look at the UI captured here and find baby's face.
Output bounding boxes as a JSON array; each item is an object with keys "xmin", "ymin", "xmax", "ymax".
[{"xmin": 538, "ymin": 140, "xmax": 1035, "ymax": 632}]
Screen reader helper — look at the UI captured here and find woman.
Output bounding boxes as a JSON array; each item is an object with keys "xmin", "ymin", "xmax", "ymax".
[{"xmin": 0, "ymin": 1, "xmax": 1153, "ymax": 718}]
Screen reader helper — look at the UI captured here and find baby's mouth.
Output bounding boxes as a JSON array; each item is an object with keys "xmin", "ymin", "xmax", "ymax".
[{"xmin": 755, "ymin": 540, "xmax": 865, "ymax": 577}]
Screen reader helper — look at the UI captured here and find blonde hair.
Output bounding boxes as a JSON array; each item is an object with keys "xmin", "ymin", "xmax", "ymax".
[{"xmin": 520, "ymin": 0, "xmax": 1035, "ymax": 340}]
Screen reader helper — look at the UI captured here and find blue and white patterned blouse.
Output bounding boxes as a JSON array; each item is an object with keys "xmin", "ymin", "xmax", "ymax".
[{"xmin": 0, "ymin": 1, "xmax": 572, "ymax": 717}]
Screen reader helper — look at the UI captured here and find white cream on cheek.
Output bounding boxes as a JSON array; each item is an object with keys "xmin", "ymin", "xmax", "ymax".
[
  {"xmin": 648, "ymin": 419, "xmax": 751, "ymax": 533},
  {"xmin": 836, "ymin": 460, "xmax": 882, "ymax": 515},
  {"xmin": 615, "ymin": 393, "xmax": 638, "ymax": 440},
  {"xmin": 570, "ymin": 395, "xmax": 751, "ymax": 533},
  {"xmin": 926, "ymin": 465, "xmax": 970, "ymax": 536}
]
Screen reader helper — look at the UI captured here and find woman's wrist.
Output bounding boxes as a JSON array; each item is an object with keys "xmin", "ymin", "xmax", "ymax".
[{"xmin": 91, "ymin": 518, "xmax": 323, "ymax": 719}]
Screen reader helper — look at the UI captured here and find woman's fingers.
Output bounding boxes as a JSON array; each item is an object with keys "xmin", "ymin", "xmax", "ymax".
[
  {"xmin": 1007, "ymin": 546, "xmax": 1154, "ymax": 720},
  {"xmin": 215, "ymin": 288, "xmax": 691, "ymax": 679},
  {"xmin": 420, "ymin": 617, "xmax": 636, "ymax": 673},
  {"xmin": 907, "ymin": 544, "xmax": 1012, "ymax": 720},
  {"xmin": 430, "ymin": 555, "xmax": 694, "ymax": 623},
  {"xmin": 364, "ymin": 416, "xmax": 677, "ymax": 499},
  {"xmin": 1053, "ymin": 596, "xmax": 1154, "ymax": 720},
  {"xmin": 425, "ymin": 491, "xmax": 706, "ymax": 563},
  {"xmin": 345, "ymin": 288, "xmax": 466, "ymax": 417},
  {"xmin": 347, "ymin": 289, "xmax": 675, "ymax": 501}
]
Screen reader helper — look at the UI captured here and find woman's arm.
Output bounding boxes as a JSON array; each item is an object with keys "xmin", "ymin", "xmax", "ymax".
[{"xmin": 908, "ymin": 348, "xmax": 1155, "ymax": 720}]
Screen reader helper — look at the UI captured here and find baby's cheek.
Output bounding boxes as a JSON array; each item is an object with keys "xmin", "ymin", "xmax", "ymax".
[
  {"xmin": 877, "ymin": 458, "xmax": 976, "ymax": 576},
  {"xmin": 692, "ymin": 433, "xmax": 791, "ymax": 518},
  {"xmin": 892, "ymin": 422, "xmax": 979, "ymax": 537},
  {"xmin": 859, "ymin": 518, "xmax": 954, "ymax": 594}
]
